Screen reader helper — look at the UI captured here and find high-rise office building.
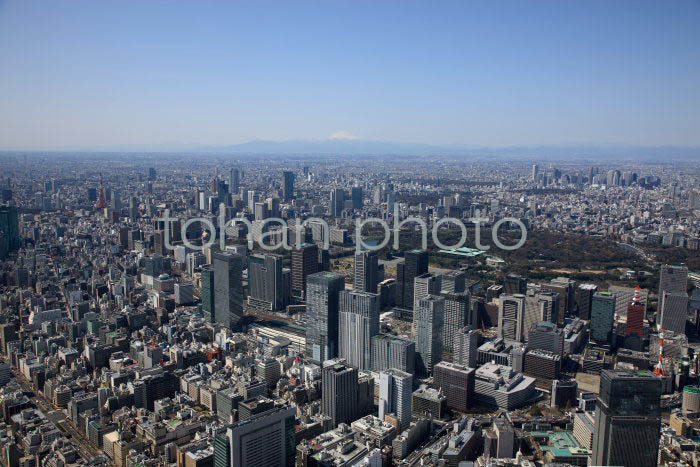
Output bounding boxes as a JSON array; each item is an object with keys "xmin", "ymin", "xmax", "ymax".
[
  {"xmin": 371, "ymin": 334, "xmax": 416, "ymax": 374},
  {"xmin": 441, "ymin": 270, "xmax": 466, "ymax": 294},
  {"xmin": 291, "ymin": 243, "xmax": 319, "ymax": 298},
  {"xmin": 441, "ymin": 291, "xmax": 470, "ymax": 351},
  {"xmin": 591, "ymin": 292, "xmax": 616, "ymax": 346},
  {"xmin": 148, "ymin": 167, "xmax": 156, "ymax": 181},
  {"xmin": 453, "ymin": 326, "xmax": 479, "ymax": 368},
  {"xmin": 0, "ymin": 206, "xmax": 20, "ymax": 260},
  {"xmin": 434, "ymin": 361, "xmax": 474, "ymax": 413},
  {"xmin": 498, "ymin": 294, "xmax": 526, "ymax": 343},
  {"xmin": 338, "ymin": 290, "xmax": 380, "ymax": 370},
  {"xmin": 503, "ymin": 274, "xmax": 527, "ymax": 295},
  {"xmin": 350, "ymin": 186, "xmax": 363, "ymax": 210},
  {"xmin": 528, "ymin": 321, "xmax": 564, "ymax": 357},
  {"xmin": 266, "ymin": 197, "xmax": 280, "ymax": 218},
  {"xmin": 576, "ymin": 283, "xmax": 597, "ymax": 320},
  {"xmin": 396, "ymin": 249, "xmax": 429, "ymax": 310},
  {"xmin": 253, "ymin": 202, "xmax": 267, "ymax": 222},
  {"xmin": 330, "ymin": 188, "xmax": 345, "ymax": 217},
  {"xmin": 413, "ymin": 273, "xmax": 442, "ymax": 310},
  {"xmin": 414, "ymin": 295, "xmax": 445, "ymax": 376},
  {"xmin": 523, "ymin": 290, "xmax": 559, "ymax": 338},
  {"xmin": 213, "ymin": 252, "xmax": 244, "ymax": 331},
  {"xmin": 350, "ymin": 186, "xmax": 364, "ymax": 209},
  {"xmin": 248, "ymin": 253, "xmax": 285, "ymax": 311},
  {"xmin": 660, "ymin": 291, "xmax": 689, "ymax": 335},
  {"xmin": 592, "ymin": 370, "xmax": 662, "ymax": 467},
  {"xmin": 226, "ymin": 406, "xmax": 296, "ymax": 467},
  {"xmin": 322, "ymin": 360, "xmax": 358, "ymax": 427},
  {"xmin": 282, "ymin": 171, "xmax": 295, "ymax": 201},
  {"xmin": 658, "ymin": 264, "xmax": 688, "ymax": 297},
  {"xmin": 542, "ymin": 277, "xmax": 576, "ymax": 324},
  {"xmin": 379, "ymin": 369, "xmax": 413, "ymax": 431},
  {"xmin": 201, "ymin": 267, "xmax": 216, "ymax": 322},
  {"xmin": 229, "ymin": 168, "xmax": 240, "ymax": 195},
  {"xmin": 305, "ymin": 272, "xmax": 345, "ymax": 363},
  {"xmin": 353, "ymin": 250, "xmax": 379, "ymax": 294}
]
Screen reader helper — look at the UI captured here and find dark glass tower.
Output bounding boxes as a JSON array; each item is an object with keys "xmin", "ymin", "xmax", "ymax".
[
  {"xmin": 353, "ymin": 250, "xmax": 379, "ymax": 294},
  {"xmin": 291, "ymin": 243, "xmax": 319, "ymax": 299},
  {"xmin": 201, "ymin": 265, "xmax": 215, "ymax": 322},
  {"xmin": 213, "ymin": 251, "xmax": 244, "ymax": 331},
  {"xmin": 591, "ymin": 292, "xmax": 616, "ymax": 346},
  {"xmin": 282, "ymin": 171, "xmax": 295, "ymax": 201},
  {"xmin": 396, "ymin": 249, "xmax": 428, "ymax": 310},
  {"xmin": 592, "ymin": 370, "xmax": 662, "ymax": 467},
  {"xmin": 322, "ymin": 360, "xmax": 358, "ymax": 427},
  {"xmin": 305, "ymin": 272, "xmax": 345, "ymax": 363}
]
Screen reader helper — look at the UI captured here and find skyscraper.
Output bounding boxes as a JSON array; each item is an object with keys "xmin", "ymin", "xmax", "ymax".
[
  {"xmin": 441, "ymin": 269, "xmax": 466, "ymax": 294},
  {"xmin": 396, "ymin": 249, "xmax": 429, "ymax": 310},
  {"xmin": 305, "ymin": 272, "xmax": 345, "ymax": 363},
  {"xmin": 371, "ymin": 334, "xmax": 416, "ymax": 374},
  {"xmin": 282, "ymin": 171, "xmax": 295, "ymax": 201},
  {"xmin": 291, "ymin": 243, "xmax": 319, "ymax": 299},
  {"xmin": 248, "ymin": 253, "xmax": 285, "ymax": 311},
  {"xmin": 453, "ymin": 326, "xmax": 479, "ymax": 368},
  {"xmin": 503, "ymin": 274, "xmax": 527, "ymax": 295},
  {"xmin": 498, "ymin": 294, "xmax": 526, "ymax": 343},
  {"xmin": 523, "ymin": 290, "xmax": 558, "ymax": 339},
  {"xmin": 528, "ymin": 321, "xmax": 564, "ymax": 357},
  {"xmin": 322, "ymin": 360, "xmax": 358, "ymax": 428},
  {"xmin": 660, "ymin": 291, "xmax": 689, "ymax": 335},
  {"xmin": 379, "ymin": 369, "xmax": 413, "ymax": 431},
  {"xmin": 229, "ymin": 168, "xmax": 240, "ymax": 194},
  {"xmin": 338, "ymin": 290, "xmax": 380, "ymax": 370},
  {"xmin": 353, "ymin": 250, "xmax": 379, "ymax": 294},
  {"xmin": 658, "ymin": 264, "xmax": 688, "ymax": 297},
  {"xmin": 591, "ymin": 292, "xmax": 616, "ymax": 346},
  {"xmin": 414, "ymin": 295, "xmax": 445, "ymax": 376},
  {"xmin": 226, "ymin": 406, "xmax": 296, "ymax": 467},
  {"xmin": 434, "ymin": 361, "xmax": 474, "ymax": 413},
  {"xmin": 592, "ymin": 370, "xmax": 662, "ymax": 467},
  {"xmin": 542, "ymin": 277, "xmax": 576, "ymax": 324},
  {"xmin": 441, "ymin": 291, "xmax": 470, "ymax": 351},
  {"xmin": 413, "ymin": 273, "xmax": 442, "ymax": 310},
  {"xmin": 351, "ymin": 186, "xmax": 363, "ymax": 210},
  {"xmin": 213, "ymin": 252, "xmax": 244, "ymax": 331},
  {"xmin": 0, "ymin": 205, "xmax": 20, "ymax": 260},
  {"xmin": 330, "ymin": 188, "xmax": 345, "ymax": 217},
  {"xmin": 575, "ymin": 283, "xmax": 597, "ymax": 320}
]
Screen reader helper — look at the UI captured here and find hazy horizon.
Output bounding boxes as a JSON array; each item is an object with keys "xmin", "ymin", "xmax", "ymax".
[{"xmin": 2, "ymin": 1, "xmax": 700, "ymax": 150}]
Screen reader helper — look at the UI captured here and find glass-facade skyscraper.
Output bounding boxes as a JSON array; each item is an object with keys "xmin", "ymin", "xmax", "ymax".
[
  {"xmin": 591, "ymin": 292, "xmax": 616, "ymax": 346},
  {"xmin": 305, "ymin": 272, "xmax": 345, "ymax": 363},
  {"xmin": 338, "ymin": 290, "xmax": 380, "ymax": 371},
  {"xmin": 396, "ymin": 249, "xmax": 428, "ymax": 310},
  {"xmin": 213, "ymin": 251, "xmax": 244, "ymax": 331},
  {"xmin": 592, "ymin": 370, "xmax": 662, "ymax": 467},
  {"xmin": 201, "ymin": 265, "xmax": 215, "ymax": 323}
]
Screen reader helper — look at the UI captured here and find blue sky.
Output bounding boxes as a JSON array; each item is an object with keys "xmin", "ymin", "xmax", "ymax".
[{"xmin": 1, "ymin": 0, "xmax": 699, "ymax": 149}]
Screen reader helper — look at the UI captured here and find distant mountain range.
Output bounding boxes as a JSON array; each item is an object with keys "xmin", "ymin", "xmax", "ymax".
[{"xmin": 3, "ymin": 139, "xmax": 700, "ymax": 160}]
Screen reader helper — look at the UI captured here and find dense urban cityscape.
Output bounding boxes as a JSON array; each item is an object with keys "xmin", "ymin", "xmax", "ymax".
[
  {"xmin": 0, "ymin": 153, "xmax": 698, "ymax": 466},
  {"xmin": 2, "ymin": 1, "xmax": 700, "ymax": 466}
]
